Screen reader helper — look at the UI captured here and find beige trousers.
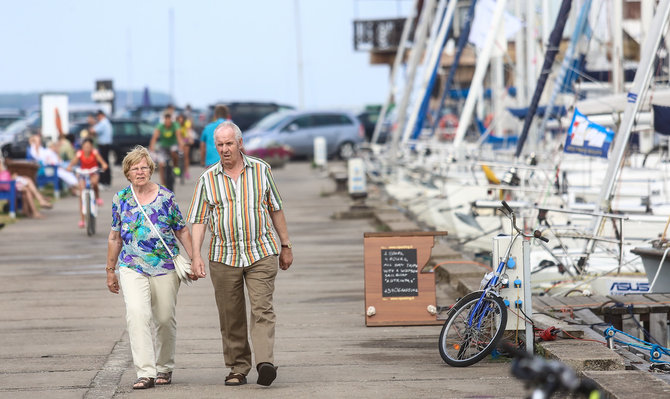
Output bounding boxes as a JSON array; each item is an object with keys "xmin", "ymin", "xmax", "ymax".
[
  {"xmin": 119, "ymin": 267, "xmax": 180, "ymax": 379},
  {"xmin": 210, "ymin": 255, "xmax": 278, "ymax": 376}
]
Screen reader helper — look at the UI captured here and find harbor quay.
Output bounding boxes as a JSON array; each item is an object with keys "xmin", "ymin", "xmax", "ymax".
[
  {"xmin": 1, "ymin": 160, "xmax": 668, "ymax": 398},
  {"xmin": 0, "ymin": 161, "xmax": 531, "ymax": 398}
]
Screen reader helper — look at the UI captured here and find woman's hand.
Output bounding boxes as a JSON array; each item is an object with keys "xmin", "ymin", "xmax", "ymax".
[{"xmin": 107, "ymin": 271, "xmax": 120, "ymax": 294}]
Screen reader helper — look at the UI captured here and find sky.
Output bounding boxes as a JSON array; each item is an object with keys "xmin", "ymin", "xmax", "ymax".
[{"xmin": 0, "ymin": 0, "xmax": 414, "ymax": 111}]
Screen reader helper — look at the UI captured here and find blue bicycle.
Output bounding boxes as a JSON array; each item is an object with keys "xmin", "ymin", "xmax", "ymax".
[{"xmin": 439, "ymin": 201, "xmax": 548, "ymax": 367}]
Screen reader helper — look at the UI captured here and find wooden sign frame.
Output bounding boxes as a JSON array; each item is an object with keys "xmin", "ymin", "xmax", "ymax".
[{"xmin": 364, "ymin": 231, "xmax": 447, "ymax": 326}]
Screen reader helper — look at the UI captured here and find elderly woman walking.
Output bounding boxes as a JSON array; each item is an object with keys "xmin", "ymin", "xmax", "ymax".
[{"xmin": 105, "ymin": 145, "xmax": 196, "ymax": 389}]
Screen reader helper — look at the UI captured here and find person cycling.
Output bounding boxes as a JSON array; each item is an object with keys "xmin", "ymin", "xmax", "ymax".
[
  {"xmin": 149, "ymin": 111, "xmax": 183, "ymax": 187},
  {"xmin": 175, "ymin": 113, "xmax": 193, "ymax": 179},
  {"xmin": 66, "ymin": 138, "xmax": 108, "ymax": 228}
]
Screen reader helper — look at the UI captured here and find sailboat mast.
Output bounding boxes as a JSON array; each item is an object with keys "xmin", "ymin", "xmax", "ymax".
[
  {"xmin": 586, "ymin": 0, "xmax": 670, "ymax": 246},
  {"xmin": 371, "ymin": 0, "xmax": 418, "ymax": 145},
  {"xmin": 513, "ymin": 0, "xmax": 572, "ymax": 159},
  {"xmin": 452, "ymin": 0, "xmax": 508, "ymax": 150}
]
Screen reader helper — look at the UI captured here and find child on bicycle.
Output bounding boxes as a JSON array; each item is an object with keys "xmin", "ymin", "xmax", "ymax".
[{"xmin": 66, "ymin": 138, "xmax": 109, "ymax": 228}]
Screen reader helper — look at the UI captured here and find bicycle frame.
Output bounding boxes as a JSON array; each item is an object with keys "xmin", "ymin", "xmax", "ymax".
[
  {"xmin": 75, "ymin": 167, "xmax": 99, "ymax": 236},
  {"xmin": 466, "ymin": 202, "xmax": 547, "ymax": 337}
]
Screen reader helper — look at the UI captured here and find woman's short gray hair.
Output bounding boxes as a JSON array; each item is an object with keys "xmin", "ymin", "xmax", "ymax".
[
  {"xmin": 122, "ymin": 145, "xmax": 155, "ymax": 180},
  {"xmin": 214, "ymin": 121, "xmax": 243, "ymax": 142}
]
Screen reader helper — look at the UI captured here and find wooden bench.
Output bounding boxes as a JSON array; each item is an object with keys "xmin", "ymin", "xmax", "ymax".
[
  {"xmin": 0, "ymin": 179, "xmax": 17, "ymax": 218},
  {"xmin": 5, "ymin": 159, "xmax": 38, "ymax": 182}
]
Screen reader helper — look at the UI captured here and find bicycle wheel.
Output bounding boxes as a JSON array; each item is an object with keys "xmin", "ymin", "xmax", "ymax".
[
  {"xmin": 165, "ymin": 161, "xmax": 175, "ymax": 192},
  {"xmin": 178, "ymin": 151, "xmax": 185, "ymax": 185},
  {"xmin": 85, "ymin": 191, "xmax": 95, "ymax": 236},
  {"xmin": 439, "ymin": 290, "xmax": 507, "ymax": 367}
]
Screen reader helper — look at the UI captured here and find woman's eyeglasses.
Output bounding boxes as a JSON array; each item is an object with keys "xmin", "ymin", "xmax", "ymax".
[{"xmin": 130, "ymin": 166, "xmax": 151, "ymax": 174}]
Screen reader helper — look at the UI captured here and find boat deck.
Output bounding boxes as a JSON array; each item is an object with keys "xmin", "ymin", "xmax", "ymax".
[{"xmin": 533, "ymin": 293, "xmax": 670, "ymax": 334}]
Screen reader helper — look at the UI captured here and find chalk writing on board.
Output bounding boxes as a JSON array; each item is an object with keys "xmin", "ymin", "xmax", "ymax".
[{"xmin": 381, "ymin": 248, "xmax": 418, "ymax": 297}]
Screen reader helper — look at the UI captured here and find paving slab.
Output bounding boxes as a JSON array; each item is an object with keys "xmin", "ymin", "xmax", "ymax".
[
  {"xmin": 540, "ymin": 340, "xmax": 625, "ymax": 372},
  {"xmin": 583, "ymin": 370, "xmax": 670, "ymax": 398}
]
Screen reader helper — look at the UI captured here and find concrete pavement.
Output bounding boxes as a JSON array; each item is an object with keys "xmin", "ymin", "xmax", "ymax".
[{"xmin": 0, "ymin": 161, "xmax": 530, "ymax": 398}]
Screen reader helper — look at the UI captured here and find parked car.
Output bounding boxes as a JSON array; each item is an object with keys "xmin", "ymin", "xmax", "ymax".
[
  {"xmin": 208, "ymin": 101, "xmax": 295, "ymax": 132},
  {"xmin": 243, "ymin": 110, "xmax": 365, "ymax": 159},
  {"xmin": 0, "ymin": 109, "xmax": 25, "ymax": 132},
  {"xmin": 0, "ymin": 113, "xmax": 40, "ymax": 158},
  {"xmin": 116, "ymin": 105, "xmax": 205, "ymax": 162},
  {"xmin": 69, "ymin": 118, "xmax": 155, "ymax": 165}
]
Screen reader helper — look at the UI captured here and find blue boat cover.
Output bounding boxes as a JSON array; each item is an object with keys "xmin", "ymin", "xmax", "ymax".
[{"xmin": 653, "ymin": 104, "xmax": 670, "ymax": 135}]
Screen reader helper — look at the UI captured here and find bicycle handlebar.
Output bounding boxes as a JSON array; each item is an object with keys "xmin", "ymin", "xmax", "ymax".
[
  {"xmin": 499, "ymin": 201, "xmax": 549, "ymax": 244},
  {"xmin": 501, "ymin": 200, "xmax": 513, "ymax": 214},
  {"xmin": 74, "ymin": 167, "xmax": 100, "ymax": 176},
  {"xmin": 534, "ymin": 229, "xmax": 549, "ymax": 243}
]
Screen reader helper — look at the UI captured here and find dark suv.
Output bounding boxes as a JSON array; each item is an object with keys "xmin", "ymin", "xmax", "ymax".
[{"xmin": 208, "ymin": 102, "xmax": 295, "ymax": 132}]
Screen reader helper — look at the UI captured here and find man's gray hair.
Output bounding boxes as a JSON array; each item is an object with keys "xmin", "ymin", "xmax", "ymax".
[{"xmin": 214, "ymin": 121, "xmax": 242, "ymax": 142}]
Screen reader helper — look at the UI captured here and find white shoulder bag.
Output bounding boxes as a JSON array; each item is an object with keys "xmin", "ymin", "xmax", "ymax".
[{"xmin": 131, "ymin": 185, "xmax": 192, "ymax": 285}]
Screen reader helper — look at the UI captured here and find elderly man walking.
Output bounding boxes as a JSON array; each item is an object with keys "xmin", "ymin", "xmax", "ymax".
[{"xmin": 187, "ymin": 121, "xmax": 293, "ymax": 387}]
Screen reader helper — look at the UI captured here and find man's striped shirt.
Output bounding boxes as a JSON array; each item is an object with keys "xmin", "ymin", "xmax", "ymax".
[{"xmin": 187, "ymin": 154, "xmax": 283, "ymax": 267}]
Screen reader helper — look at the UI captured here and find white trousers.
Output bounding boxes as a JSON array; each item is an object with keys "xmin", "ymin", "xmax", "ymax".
[{"xmin": 119, "ymin": 267, "xmax": 180, "ymax": 378}]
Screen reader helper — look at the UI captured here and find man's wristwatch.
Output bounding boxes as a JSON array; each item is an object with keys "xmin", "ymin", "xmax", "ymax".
[{"xmin": 281, "ymin": 242, "xmax": 292, "ymax": 249}]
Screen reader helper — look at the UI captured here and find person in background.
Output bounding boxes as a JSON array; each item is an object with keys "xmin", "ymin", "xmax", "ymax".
[
  {"xmin": 58, "ymin": 133, "xmax": 76, "ymax": 162},
  {"xmin": 188, "ymin": 121, "xmax": 293, "ymax": 387},
  {"xmin": 149, "ymin": 112, "xmax": 183, "ymax": 187},
  {"xmin": 0, "ymin": 156, "xmax": 52, "ymax": 218},
  {"xmin": 27, "ymin": 135, "xmax": 78, "ymax": 195},
  {"xmin": 67, "ymin": 138, "xmax": 108, "ymax": 228},
  {"xmin": 106, "ymin": 145, "xmax": 195, "ymax": 390},
  {"xmin": 175, "ymin": 113, "xmax": 193, "ymax": 179},
  {"xmin": 88, "ymin": 110, "xmax": 113, "ymax": 187},
  {"xmin": 200, "ymin": 104, "xmax": 229, "ymax": 167}
]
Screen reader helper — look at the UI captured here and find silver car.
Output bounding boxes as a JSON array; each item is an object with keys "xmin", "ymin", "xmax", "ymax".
[{"xmin": 243, "ymin": 110, "xmax": 365, "ymax": 159}]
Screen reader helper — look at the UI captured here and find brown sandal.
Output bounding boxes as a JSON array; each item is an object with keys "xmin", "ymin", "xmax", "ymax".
[
  {"xmin": 132, "ymin": 377, "xmax": 155, "ymax": 389},
  {"xmin": 156, "ymin": 371, "xmax": 172, "ymax": 385},
  {"xmin": 224, "ymin": 372, "xmax": 247, "ymax": 386}
]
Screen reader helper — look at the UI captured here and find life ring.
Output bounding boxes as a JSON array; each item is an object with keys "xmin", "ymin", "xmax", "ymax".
[{"xmin": 439, "ymin": 113, "xmax": 459, "ymax": 129}]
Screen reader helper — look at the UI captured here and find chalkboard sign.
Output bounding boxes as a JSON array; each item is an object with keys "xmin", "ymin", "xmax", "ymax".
[{"xmin": 381, "ymin": 248, "xmax": 419, "ymax": 297}]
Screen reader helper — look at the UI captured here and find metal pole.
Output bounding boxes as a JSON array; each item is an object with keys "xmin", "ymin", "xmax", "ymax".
[
  {"xmin": 168, "ymin": 8, "xmax": 175, "ymax": 103},
  {"xmin": 523, "ymin": 239, "xmax": 533, "ymax": 354},
  {"xmin": 294, "ymin": 0, "xmax": 305, "ymax": 108},
  {"xmin": 587, "ymin": 0, "xmax": 670, "ymax": 249}
]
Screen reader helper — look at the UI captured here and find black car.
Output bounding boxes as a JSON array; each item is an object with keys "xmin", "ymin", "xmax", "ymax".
[
  {"xmin": 109, "ymin": 119, "xmax": 156, "ymax": 164},
  {"xmin": 70, "ymin": 118, "xmax": 155, "ymax": 165},
  {"xmin": 207, "ymin": 102, "xmax": 295, "ymax": 132}
]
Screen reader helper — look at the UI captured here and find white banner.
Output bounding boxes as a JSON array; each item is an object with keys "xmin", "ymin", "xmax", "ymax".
[{"xmin": 40, "ymin": 94, "xmax": 69, "ymax": 143}]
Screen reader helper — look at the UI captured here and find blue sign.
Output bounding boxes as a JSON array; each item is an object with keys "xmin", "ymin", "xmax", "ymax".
[{"xmin": 564, "ymin": 108, "xmax": 614, "ymax": 158}]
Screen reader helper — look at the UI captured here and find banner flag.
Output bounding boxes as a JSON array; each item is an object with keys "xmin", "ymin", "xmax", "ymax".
[{"xmin": 564, "ymin": 108, "xmax": 614, "ymax": 158}]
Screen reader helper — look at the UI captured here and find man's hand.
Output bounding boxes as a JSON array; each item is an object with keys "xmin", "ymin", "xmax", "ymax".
[
  {"xmin": 279, "ymin": 248, "xmax": 293, "ymax": 270},
  {"xmin": 191, "ymin": 257, "xmax": 207, "ymax": 278}
]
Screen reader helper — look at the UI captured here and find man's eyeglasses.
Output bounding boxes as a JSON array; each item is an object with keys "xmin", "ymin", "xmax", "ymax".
[{"xmin": 130, "ymin": 166, "xmax": 151, "ymax": 174}]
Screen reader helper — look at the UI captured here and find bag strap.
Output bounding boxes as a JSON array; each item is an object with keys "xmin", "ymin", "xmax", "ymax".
[{"xmin": 130, "ymin": 185, "xmax": 175, "ymax": 258}]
